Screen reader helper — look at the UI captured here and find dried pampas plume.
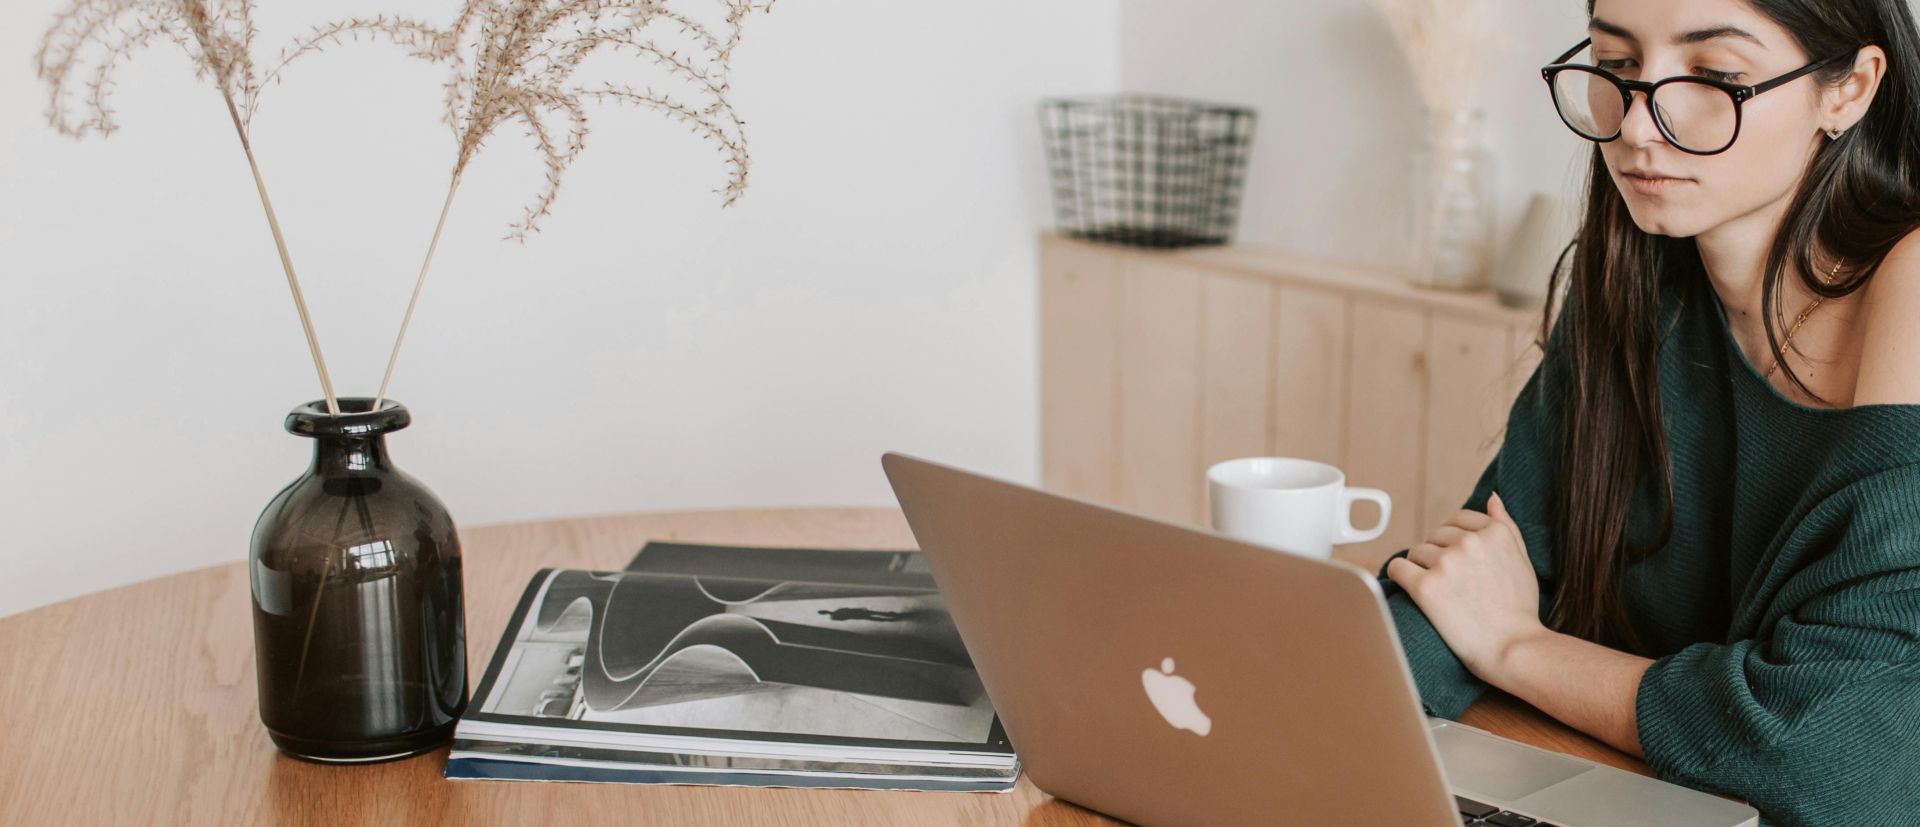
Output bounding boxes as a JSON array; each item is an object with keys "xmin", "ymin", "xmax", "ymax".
[
  {"xmin": 1365, "ymin": 0, "xmax": 1507, "ymax": 122},
  {"xmin": 33, "ymin": 0, "xmax": 782, "ymax": 415},
  {"xmin": 265, "ymin": 0, "xmax": 775, "ymax": 240},
  {"xmin": 37, "ymin": 0, "xmax": 259, "ymax": 138},
  {"xmin": 36, "ymin": 0, "xmax": 343, "ymax": 414},
  {"xmin": 259, "ymin": 0, "xmax": 779, "ymax": 407}
]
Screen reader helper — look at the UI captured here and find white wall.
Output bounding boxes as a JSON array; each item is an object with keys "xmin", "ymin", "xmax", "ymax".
[
  {"xmin": 1119, "ymin": 0, "xmax": 1593, "ymax": 270},
  {"xmin": 2, "ymin": 1, "xmax": 1604, "ymax": 617},
  {"xmin": 0, "ymin": 1, "xmax": 1118, "ymax": 616}
]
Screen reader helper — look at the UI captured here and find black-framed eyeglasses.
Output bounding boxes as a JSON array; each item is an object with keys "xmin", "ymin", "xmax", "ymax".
[{"xmin": 1541, "ymin": 37, "xmax": 1859, "ymax": 155}]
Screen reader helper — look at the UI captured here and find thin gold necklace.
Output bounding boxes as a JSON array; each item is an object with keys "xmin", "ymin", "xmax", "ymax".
[{"xmin": 1764, "ymin": 258, "xmax": 1844, "ymax": 379}]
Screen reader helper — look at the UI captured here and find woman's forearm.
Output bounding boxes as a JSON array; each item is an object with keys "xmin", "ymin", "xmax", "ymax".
[{"xmin": 1486, "ymin": 629, "xmax": 1654, "ymax": 760}]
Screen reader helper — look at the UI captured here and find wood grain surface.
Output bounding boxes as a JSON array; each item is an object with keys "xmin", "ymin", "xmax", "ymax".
[
  {"xmin": 1037, "ymin": 233, "xmax": 1548, "ymax": 574},
  {"xmin": 0, "ymin": 507, "xmax": 1648, "ymax": 825}
]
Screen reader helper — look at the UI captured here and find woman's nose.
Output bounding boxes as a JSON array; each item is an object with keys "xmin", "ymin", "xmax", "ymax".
[{"xmin": 1618, "ymin": 89, "xmax": 1668, "ymax": 147}]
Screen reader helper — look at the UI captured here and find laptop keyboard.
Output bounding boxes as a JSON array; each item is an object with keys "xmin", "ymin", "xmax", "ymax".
[{"xmin": 1457, "ymin": 794, "xmax": 1562, "ymax": 827}]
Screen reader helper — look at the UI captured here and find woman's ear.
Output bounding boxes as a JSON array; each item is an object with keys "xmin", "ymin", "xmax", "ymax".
[{"xmin": 1824, "ymin": 44, "xmax": 1887, "ymax": 136}]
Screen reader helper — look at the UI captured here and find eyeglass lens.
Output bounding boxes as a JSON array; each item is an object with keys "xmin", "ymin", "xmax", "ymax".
[{"xmin": 1551, "ymin": 68, "xmax": 1738, "ymax": 152}]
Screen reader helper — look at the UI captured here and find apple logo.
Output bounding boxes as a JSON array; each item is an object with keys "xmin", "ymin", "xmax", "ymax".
[{"xmin": 1141, "ymin": 657, "xmax": 1211, "ymax": 736}]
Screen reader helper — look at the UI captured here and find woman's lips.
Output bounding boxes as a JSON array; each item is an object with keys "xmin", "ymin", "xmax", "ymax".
[{"xmin": 1624, "ymin": 172, "xmax": 1692, "ymax": 197}]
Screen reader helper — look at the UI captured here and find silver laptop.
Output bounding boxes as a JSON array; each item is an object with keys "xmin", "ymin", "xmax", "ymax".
[{"xmin": 881, "ymin": 451, "xmax": 1760, "ymax": 827}]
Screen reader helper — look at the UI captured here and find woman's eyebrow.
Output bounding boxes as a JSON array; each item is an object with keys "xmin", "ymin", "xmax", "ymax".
[{"xmin": 1589, "ymin": 16, "xmax": 1766, "ymax": 47}]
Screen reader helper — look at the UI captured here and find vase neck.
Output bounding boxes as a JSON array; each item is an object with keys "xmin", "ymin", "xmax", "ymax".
[
  {"xmin": 1427, "ymin": 107, "xmax": 1486, "ymax": 146},
  {"xmin": 310, "ymin": 434, "xmax": 393, "ymax": 476}
]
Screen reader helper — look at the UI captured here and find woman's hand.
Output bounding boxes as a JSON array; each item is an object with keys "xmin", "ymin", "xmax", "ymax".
[{"xmin": 1384, "ymin": 491, "xmax": 1548, "ymax": 685}]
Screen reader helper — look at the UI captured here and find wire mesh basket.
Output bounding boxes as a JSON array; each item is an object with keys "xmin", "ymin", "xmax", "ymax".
[{"xmin": 1040, "ymin": 94, "xmax": 1257, "ymax": 249}]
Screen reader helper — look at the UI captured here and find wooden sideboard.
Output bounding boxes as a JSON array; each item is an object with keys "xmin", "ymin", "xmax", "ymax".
[{"xmin": 1039, "ymin": 233, "xmax": 1549, "ymax": 573}]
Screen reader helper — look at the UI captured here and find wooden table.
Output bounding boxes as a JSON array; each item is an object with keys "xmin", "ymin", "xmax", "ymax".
[{"xmin": 0, "ymin": 507, "xmax": 1650, "ymax": 825}]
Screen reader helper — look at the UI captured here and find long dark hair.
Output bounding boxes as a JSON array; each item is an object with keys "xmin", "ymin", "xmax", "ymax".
[{"xmin": 1540, "ymin": 0, "xmax": 1920, "ymax": 654}]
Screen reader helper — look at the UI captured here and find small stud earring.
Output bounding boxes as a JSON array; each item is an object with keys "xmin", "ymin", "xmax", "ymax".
[{"xmin": 1828, "ymin": 127, "xmax": 1847, "ymax": 139}]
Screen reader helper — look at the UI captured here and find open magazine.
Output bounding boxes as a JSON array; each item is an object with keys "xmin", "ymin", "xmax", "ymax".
[{"xmin": 445, "ymin": 541, "xmax": 1019, "ymax": 791}]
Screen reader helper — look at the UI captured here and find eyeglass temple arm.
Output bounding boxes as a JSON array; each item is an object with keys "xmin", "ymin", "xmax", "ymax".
[{"xmin": 1746, "ymin": 49, "xmax": 1858, "ymax": 97}]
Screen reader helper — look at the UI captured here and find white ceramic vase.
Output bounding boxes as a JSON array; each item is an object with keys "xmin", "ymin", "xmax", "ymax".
[{"xmin": 1406, "ymin": 107, "xmax": 1497, "ymax": 291}]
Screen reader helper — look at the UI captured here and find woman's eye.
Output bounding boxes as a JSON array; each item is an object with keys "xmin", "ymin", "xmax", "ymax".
[{"xmin": 1594, "ymin": 56, "xmax": 1742, "ymax": 83}]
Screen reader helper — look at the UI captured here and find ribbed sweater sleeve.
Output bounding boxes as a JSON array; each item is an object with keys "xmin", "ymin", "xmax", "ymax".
[
  {"xmin": 1633, "ymin": 462, "xmax": 1920, "ymax": 827},
  {"xmin": 1377, "ymin": 455, "xmax": 1498, "ymax": 719},
  {"xmin": 1376, "ymin": 319, "xmax": 1566, "ymax": 720}
]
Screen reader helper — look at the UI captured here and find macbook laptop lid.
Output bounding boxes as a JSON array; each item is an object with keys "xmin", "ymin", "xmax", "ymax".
[{"xmin": 881, "ymin": 451, "xmax": 1461, "ymax": 825}]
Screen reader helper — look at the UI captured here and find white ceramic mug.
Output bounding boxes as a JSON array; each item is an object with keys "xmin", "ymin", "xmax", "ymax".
[{"xmin": 1206, "ymin": 457, "xmax": 1392, "ymax": 559}]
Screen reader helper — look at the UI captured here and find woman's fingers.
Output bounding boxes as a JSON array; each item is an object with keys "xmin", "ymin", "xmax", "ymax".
[
  {"xmin": 1425, "ymin": 524, "xmax": 1467, "ymax": 547},
  {"xmin": 1385, "ymin": 554, "xmax": 1427, "ymax": 592},
  {"xmin": 1489, "ymin": 493, "xmax": 1524, "ymax": 549},
  {"xmin": 1406, "ymin": 542, "xmax": 1444, "ymax": 568},
  {"xmin": 1445, "ymin": 508, "xmax": 1494, "ymax": 531}
]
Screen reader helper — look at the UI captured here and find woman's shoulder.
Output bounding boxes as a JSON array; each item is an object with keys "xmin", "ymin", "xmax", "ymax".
[
  {"xmin": 1789, "ymin": 460, "xmax": 1920, "ymax": 582},
  {"xmin": 1852, "ymin": 232, "xmax": 1920, "ymax": 407}
]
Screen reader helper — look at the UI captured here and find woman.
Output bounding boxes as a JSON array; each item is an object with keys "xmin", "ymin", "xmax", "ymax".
[{"xmin": 1376, "ymin": 0, "xmax": 1920, "ymax": 824}]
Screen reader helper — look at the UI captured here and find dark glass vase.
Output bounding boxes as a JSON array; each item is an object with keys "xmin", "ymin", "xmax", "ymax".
[{"xmin": 249, "ymin": 397, "xmax": 468, "ymax": 763}]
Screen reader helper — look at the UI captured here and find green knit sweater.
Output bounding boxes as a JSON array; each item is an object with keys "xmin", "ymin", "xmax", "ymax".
[{"xmin": 1375, "ymin": 271, "xmax": 1920, "ymax": 827}]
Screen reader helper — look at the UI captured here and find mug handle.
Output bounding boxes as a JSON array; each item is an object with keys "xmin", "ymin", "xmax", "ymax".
[{"xmin": 1335, "ymin": 487, "xmax": 1392, "ymax": 545}]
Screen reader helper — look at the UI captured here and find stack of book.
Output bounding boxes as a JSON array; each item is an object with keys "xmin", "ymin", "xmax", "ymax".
[{"xmin": 445, "ymin": 541, "xmax": 1020, "ymax": 791}]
